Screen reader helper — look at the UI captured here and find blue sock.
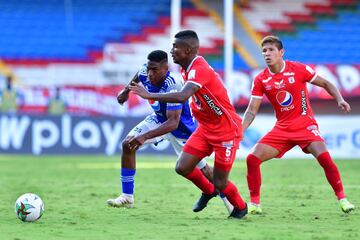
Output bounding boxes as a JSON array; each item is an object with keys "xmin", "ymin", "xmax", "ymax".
[{"xmin": 121, "ymin": 168, "xmax": 136, "ymax": 195}]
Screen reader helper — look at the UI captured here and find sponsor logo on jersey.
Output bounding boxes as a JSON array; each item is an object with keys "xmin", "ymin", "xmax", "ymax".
[
  {"xmin": 284, "ymin": 72, "xmax": 295, "ymax": 76},
  {"xmin": 221, "ymin": 140, "xmax": 234, "ymax": 147},
  {"xmin": 276, "ymin": 91, "xmax": 293, "ymax": 107},
  {"xmin": 307, "ymin": 125, "xmax": 318, "ymax": 131},
  {"xmin": 262, "ymin": 76, "xmax": 272, "ymax": 83},
  {"xmin": 274, "ymin": 80, "xmax": 285, "ymax": 89},
  {"xmin": 301, "ymin": 90, "xmax": 307, "ymax": 115},
  {"xmin": 148, "ymin": 100, "xmax": 160, "ymax": 111},
  {"xmin": 203, "ymin": 94, "xmax": 223, "ymax": 116}
]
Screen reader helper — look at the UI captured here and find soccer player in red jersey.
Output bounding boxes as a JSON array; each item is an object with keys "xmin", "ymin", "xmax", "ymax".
[
  {"xmin": 242, "ymin": 35, "xmax": 355, "ymax": 214},
  {"xmin": 130, "ymin": 30, "xmax": 247, "ymax": 219}
]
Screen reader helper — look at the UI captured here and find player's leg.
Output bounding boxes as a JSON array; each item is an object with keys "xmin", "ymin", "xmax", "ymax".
[
  {"xmin": 107, "ymin": 115, "xmax": 163, "ymax": 208},
  {"xmin": 175, "ymin": 151, "xmax": 216, "ymax": 203},
  {"xmin": 212, "ymin": 141, "xmax": 247, "ymax": 219},
  {"xmin": 166, "ymin": 133, "xmax": 231, "ymax": 212},
  {"xmin": 306, "ymin": 141, "xmax": 355, "ymax": 213},
  {"xmin": 167, "ymin": 133, "xmax": 233, "ymax": 213},
  {"xmin": 247, "ymin": 143, "xmax": 279, "ymax": 214},
  {"xmin": 196, "ymin": 162, "xmax": 234, "ymax": 214}
]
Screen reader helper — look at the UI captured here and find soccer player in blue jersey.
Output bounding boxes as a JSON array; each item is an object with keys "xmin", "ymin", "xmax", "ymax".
[{"xmin": 107, "ymin": 50, "xmax": 233, "ymax": 212}]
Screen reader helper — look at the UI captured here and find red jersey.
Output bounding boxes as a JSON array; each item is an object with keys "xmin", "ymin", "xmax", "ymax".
[
  {"xmin": 180, "ymin": 56, "xmax": 242, "ymax": 140},
  {"xmin": 252, "ymin": 60, "xmax": 318, "ymax": 130}
]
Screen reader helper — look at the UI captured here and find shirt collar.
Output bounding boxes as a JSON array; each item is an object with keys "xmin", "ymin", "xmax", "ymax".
[
  {"xmin": 268, "ymin": 60, "xmax": 286, "ymax": 75},
  {"xmin": 186, "ymin": 56, "xmax": 201, "ymax": 72}
]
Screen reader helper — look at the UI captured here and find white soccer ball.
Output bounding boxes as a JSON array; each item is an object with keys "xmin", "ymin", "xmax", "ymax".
[{"xmin": 15, "ymin": 193, "xmax": 44, "ymax": 222}]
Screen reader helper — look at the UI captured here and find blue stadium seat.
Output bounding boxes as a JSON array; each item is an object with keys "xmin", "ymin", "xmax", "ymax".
[
  {"xmin": 281, "ymin": 6, "xmax": 360, "ymax": 64},
  {"xmin": 0, "ymin": 0, "xmax": 171, "ymax": 61}
]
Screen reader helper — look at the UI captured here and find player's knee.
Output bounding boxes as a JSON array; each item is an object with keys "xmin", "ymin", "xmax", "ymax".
[
  {"xmin": 175, "ymin": 161, "xmax": 189, "ymax": 176},
  {"xmin": 122, "ymin": 139, "xmax": 132, "ymax": 152},
  {"xmin": 213, "ymin": 177, "xmax": 227, "ymax": 191}
]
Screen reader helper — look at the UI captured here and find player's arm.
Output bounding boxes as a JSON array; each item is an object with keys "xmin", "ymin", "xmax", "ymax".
[
  {"xmin": 117, "ymin": 73, "xmax": 140, "ymax": 105},
  {"xmin": 311, "ymin": 75, "xmax": 351, "ymax": 113},
  {"xmin": 129, "ymin": 82, "xmax": 199, "ymax": 103},
  {"xmin": 127, "ymin": 109, "xmax": 181, "ymax": 150},
  {"xmin": 242, "ymin": 97, "xmax": 262, "ymax": 132}
]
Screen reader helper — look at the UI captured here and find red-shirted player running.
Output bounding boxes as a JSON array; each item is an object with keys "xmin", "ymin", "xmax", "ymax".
[
  {"xmin": 242, "ymin": 35, "xmax": 355, "ymax": 214},
  {"xmin": 130, "ymin": 30, "xmax": 247, "ymax": 219}
]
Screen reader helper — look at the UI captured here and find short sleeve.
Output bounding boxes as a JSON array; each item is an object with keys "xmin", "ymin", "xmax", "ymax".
[
  {"xmin": 251, "ymin": 75, "xmax": 263, "ymax": 99},
  {"xmin": 187, "ymin": 66, "xmax": 211, "ymax": 88},
  {"xmin": 137, "ymin": 64, "xmax": 147, "ymax": 81},
  {"xmin": 296, "ymin": 62, "xmax": 317, "ymax": 83},
  {"xmin": 165, "ymin": 80, "xmax": 183, "ymax": 111}
]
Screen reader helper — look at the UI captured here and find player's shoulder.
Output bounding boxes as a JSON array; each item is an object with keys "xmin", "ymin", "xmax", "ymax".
[
  {"xmin": 139, "ymin": 64, "xmax": 147, "ymax": 73},
  {"xmin": 163, "ymin": 71, "xmax": 182, "ymax": 91},
  {"xmin": 137, "ymin": 64, "xmax": 148, "ymax": 78},
  {"xmin": 191, "ymin": 56, "xmax": 211, "ymax": 71},
  {"xmin": 254, "ymin": 68, "xmax": 269, "ymax": 82},
  {"xmin": 287, "ymin": 60, "xmax": 315, "ymax": 75}
]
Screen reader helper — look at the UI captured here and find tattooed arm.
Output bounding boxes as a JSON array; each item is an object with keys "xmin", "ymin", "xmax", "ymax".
[{"xmin": 242, "ymin": 97, "xmax": 262, "ymax": 132}]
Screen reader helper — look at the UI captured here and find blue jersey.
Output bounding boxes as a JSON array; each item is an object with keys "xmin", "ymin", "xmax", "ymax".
[{"xmin": 137, "ymin": 65, "xmax": 197, "ymax": 139}]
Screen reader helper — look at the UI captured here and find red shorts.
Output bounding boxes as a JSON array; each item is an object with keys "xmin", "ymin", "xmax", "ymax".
[
  {"xmin": 259, "ymin": 123, "xmax": 324, "ymax": 158},
  {"xmin": 183, "ymin": 127, "xmax": 241, "ymax": 172}
]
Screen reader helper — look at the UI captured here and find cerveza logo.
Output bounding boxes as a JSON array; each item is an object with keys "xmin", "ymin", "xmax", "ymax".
[
  {"xmin": 276, "ymin": 91, "xmax": 293, "ymax": 107},
  {"xmin": 202, "ymin": 94, "xmax": 223, "ymax": 116},
  {"xmin": 148, "ymin": 100, "xmax": 160, "ymax": 111}
]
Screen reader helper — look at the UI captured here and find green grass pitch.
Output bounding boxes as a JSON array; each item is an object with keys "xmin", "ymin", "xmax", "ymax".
[{"xmin": 0, "ymin": 155, "xmax": 359, "ymax": 240}]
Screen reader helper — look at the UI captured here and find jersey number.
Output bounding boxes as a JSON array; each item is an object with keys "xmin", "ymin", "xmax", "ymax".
[{"xmin": 225, "ymin": 147, "xmax": 232, "ymax": 157}]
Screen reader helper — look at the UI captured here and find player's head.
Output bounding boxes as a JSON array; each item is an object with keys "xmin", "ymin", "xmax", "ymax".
[
  {"xmin": 146, "ymin": 50, "xmax": 168, "ymax": 86},
  {"xmin": 261, "ymin": 35, "xmax": 284, "ymax": 66},
  {"xmin": 171, "ymin": 30, "xmax": 199, "ymax": 66}
]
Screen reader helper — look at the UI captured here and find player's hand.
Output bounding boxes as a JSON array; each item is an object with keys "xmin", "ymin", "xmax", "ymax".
[
  {"xmin": 117, "ymin": 89, "xmax": 129, "ymax": 105},
  {"xmin": 129, "ymin": 83, "xmax": 151, "ymax": 99},
  {"xmin": 338, "ymin": 100, "xmax": 351, "ymax": 113},
  {"xmin": 128, "ymin": 135, "xmax": 146, "ymax": 151}
]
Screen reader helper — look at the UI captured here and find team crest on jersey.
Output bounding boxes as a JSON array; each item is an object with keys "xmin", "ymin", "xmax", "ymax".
[
  {"xmin": 288, "ymin": 77, "xmax": 295, "ymax": 84},
  {"xmin": 265, "ymin": 85, "xmax": 272, "ymax": 91},
  {"xmin": 148, "ymin": 100, "xmax": 160, "ymax": 111},
  {"xmin": 274, "ymin": 80, "xmax": 285, "ymax": 89},
  {"xmin": 276, "ymin": 91, "xmax": 293, "ymax": 106}
]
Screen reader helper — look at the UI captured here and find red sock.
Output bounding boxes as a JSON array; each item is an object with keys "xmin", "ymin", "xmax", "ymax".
[
  {"xmin": 185, "ymin": 167, "xmax": 214, "ymax": 194},
  {"xmin": 246, "ymin": 154, "xmax": 262, "ymax": 204},
  {"xmin": 317, "ymin": 152, "xmax": 345, "ymax": 200},
  {"xmin": 221, "ymin": 181, "xmax": 246, "ymax": 210}
]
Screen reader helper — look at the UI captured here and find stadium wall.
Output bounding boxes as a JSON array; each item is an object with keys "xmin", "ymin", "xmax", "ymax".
[{"xmin": 1, "ymin": 114, "xmax": 359, "ymax": 159}]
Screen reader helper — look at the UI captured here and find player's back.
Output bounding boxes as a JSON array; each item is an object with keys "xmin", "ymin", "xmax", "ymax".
[
  {"xmin": 138, "ymin": 65, "xmax": 196, "ymax": 139},
  {"xmin": 181, "ymin": 56, "xmax": 242, "ymax": 140}
]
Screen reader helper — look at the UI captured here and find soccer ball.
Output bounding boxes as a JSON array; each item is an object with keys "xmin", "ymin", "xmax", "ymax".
[{"xmin": 15, "ymin": 193, "xmax": 44, "ymax": 222}]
